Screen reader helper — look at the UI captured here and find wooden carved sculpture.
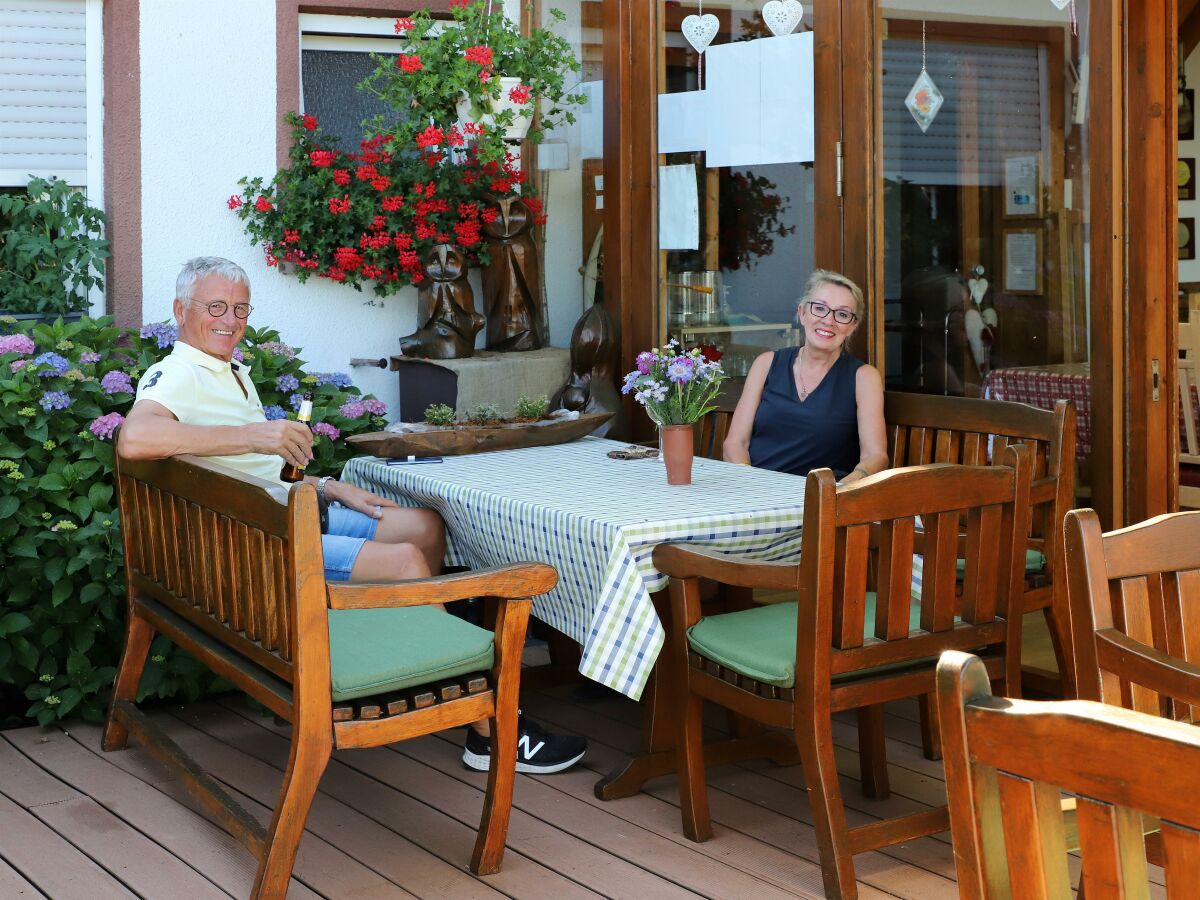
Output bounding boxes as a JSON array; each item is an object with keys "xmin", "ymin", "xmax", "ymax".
[
  {"xmin": 482, "ymin": 194, "xmax": 544, "ymax": 352},
  {"xmin": 398, "ymin": 243, "xmax": 485, "ymax": 359}
]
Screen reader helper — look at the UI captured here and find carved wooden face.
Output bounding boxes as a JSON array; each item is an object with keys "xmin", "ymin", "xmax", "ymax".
[
  {"xmin": 482, "ymin": 195, "xmax": 530, "ymax": 239},
  {"xmin": 422, "ymin": 243, "xmax": 467, "ymax": 281}
]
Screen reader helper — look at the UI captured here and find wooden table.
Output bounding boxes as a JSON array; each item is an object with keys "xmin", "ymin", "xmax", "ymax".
[{"xmin": 343, "ymin": 437, "xmax": 806, "ymax": 797}]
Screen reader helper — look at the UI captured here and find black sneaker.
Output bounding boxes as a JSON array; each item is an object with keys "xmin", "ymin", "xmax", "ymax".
[{"xmin": 462, "ymin": 712, "xmax": 587, "ymax": 774}]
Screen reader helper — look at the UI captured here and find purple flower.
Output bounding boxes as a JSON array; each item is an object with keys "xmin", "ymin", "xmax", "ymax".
[
  {"xmin": 101, "ymin": 370, "xmax": 134, "ymax": 395},
  {"xmin": 276, "ymin": 374, "xmax": 300, "ymax": 392},
  {"xmin": 79, "ymin": 351, "xmax": 101, "ymax": 364},
  {"xmin": 635, "ymin": 351, "xmax": 656, "ymax": 375},
  {"xmin": 39, "ymin": 390, "xmax": 71, "ymax": 411},
  {"xmin": 259, "ymin": 340, "xmax": 297, "ymax": 359},
  {"xmin": 33, "ymin": 352, "xmax": 70, "ymax": 377},
  {"xmin": 313, "ymin": 371, "xmax": 353, "ymax": 388},
  {"xmin": 10, "ymin": 359, "xmax": 28, "ymax": 373},
  {"xmin": 666, "ymin": 358, "xmax": 694, "ymax": 384},
  {"xmin": 339, "ymin": 400, "xmax": 366, "ymax": 418},
  {"xmin": 312, "ymin": 422, "xmax": 341, "ymax": 441},
  {"xmin": 263, "ymin": 405, "xmax": 287, "ymax": 421},
  {"xmin": 232, "ymin": 347, "xmax": 245, "ymax": 362},
  {"xmin": 139, "ymin": 321, "xmax": 178, "ymax": 349},
  {"xmin": 0, "ymin": 334, "xmax": 36, "ymax": 355},
  {"xmin": 289, "ymin": 392, "xmax": 304, "ymax": 410},
  {"xmin": 621, "ymin": 371, "xmax": 640, "ymax": 394},
  {"xmin": 362, "ymin": 398, "xmax": 388, "ymax": 416},
  {"xmin": 89, "ymin": 412, "xmax": 125, "ymax": 440}
]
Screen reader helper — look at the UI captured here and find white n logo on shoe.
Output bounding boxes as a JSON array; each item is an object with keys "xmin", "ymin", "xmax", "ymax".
[{"xmin": 517, "ymin": 733, "xmax": 546, "ymax": 759}]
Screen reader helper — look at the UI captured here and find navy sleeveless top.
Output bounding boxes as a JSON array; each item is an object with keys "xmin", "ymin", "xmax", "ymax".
[{"xmin": 748, "ymin": 347, "xmax": 863, "ymax": 479}]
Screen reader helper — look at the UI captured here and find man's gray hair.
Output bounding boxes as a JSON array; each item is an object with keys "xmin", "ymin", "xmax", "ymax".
[{"xmin": 176, "ymin": 257, "xmax": 251, "ymax": 301}]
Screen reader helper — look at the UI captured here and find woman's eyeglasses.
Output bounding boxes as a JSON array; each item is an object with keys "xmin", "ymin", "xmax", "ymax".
[
  {"xmin": 197, "ymin": 300, "xmax": 253, "ymax": 319},
  {"xmin": 806, "ymin": 301, "xmax": 857, "ymax": 325}
]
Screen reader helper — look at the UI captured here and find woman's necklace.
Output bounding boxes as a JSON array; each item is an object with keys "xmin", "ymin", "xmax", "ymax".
[{"xmin": 796, "ymin": 346, "xmax": 834, "ymax": 402}]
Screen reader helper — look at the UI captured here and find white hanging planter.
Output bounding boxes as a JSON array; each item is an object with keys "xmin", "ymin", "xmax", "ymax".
[{"xmin": 456, "ymin": 76, "xmax": 534, "ymax": 141}]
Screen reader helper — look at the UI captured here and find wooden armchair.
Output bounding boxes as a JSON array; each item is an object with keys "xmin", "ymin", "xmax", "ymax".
[
  {"xmin": 102, "ymin": 454, "xmax": 556, "ymax": 898},
  {"xmin": 654, "ymin": 447, "xmax": 1031, "ymax": 900},
  {"xmin": 885, "ymin": 392, "xmax": 1077, "ymax": 694},
  {"xmin": 1064, "ymin": 507, "xmax": 1200, "ymax": 725},
  {"xmin": 938, "ymin": 650, "xmax": 1198, "ymax": 899}
]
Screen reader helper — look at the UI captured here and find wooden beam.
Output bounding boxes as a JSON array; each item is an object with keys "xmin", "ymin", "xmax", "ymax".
[
  {"xmin": 1089, "ymin": 0, "xmax": 1127, "ymax": 530},
  {"xmin": 1127, "ymin": 0, "xmax": 1178, "ymax": 521}
]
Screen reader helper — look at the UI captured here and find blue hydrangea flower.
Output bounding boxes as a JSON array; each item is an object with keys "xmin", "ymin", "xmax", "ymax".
[
  {"xmin": 101, "ymin": 370, "xmax": 134, "ymax": 395},
  {"xmin": 313, "ymin": 371, "xmax": 353, "ymax": 388},
  {"xmin": 39, "ymin": 390, "xmax": 71, "ymax": 411},
  {"xmin": 263, "ymin": 405, "xmax": 287, "ymax": 421},
  {"xmin": 289, "ymin": 392, "xmax": 304, "ymax": 410},
  {"xmin": 32, "ymin": 352, "xmax": 70, "ymax": 377},
  {"xmin": 139, "ymin": 321, "xmax": 178, "ymax": 349},
  {"xmin": 276, "ymin": 374, "xmax": 300, "ymax": 392}
]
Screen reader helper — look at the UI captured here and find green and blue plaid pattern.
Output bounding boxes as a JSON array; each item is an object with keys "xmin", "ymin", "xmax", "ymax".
[{"xmin": 343, "ymin": 437, "xmax": 808, "ymax": 699}]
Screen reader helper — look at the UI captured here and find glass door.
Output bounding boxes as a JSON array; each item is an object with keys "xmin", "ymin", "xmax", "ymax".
[
  {"xmin": 654, "ymin": 2, "xmax": 825, "ymax": 380},
  {"xmin": 877, "ymin": 2, "xmax": 1095, "ymax": 492}
]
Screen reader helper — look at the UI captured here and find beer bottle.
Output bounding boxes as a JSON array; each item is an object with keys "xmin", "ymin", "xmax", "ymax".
[{"xmin": 280, "ymin": 390, "xmax": 315, "ymax": 483}]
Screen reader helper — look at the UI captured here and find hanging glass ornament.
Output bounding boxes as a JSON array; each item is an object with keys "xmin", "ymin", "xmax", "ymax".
[{"xmin": 905, "ymin": 21, "xmax": 944, "ymax": 133}]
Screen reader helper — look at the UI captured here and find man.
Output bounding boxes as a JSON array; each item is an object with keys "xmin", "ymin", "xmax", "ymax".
[{"xmin": 119, "ymin": 256, "xmax": 585, "ymax": 774}]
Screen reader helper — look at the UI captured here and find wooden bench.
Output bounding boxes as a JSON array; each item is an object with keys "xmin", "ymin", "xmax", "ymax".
[{"xmin": 101, "ymin": 453, "xmax": 556, "ymax": 898}]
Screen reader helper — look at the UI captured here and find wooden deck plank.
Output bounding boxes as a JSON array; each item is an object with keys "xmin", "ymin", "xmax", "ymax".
[
  {"xmin": 518, "ymin": 689, "xmax": 955, "ymax": 899},
  {"xmin": 14, "ymin": 723, "xmax": 318, "ymax": 900},
  {"xmin": 119, "ymin": 710, "xmax": 435, "ymax": 899},
  {"xmin": 0, "ymin": 854, "xmax": 46, "ymax": 898},
  {"xmin": 211, "ymin": 700, "xmax": 698, "ymax": 900},
  {"xmin": 179, "ymin": 701, "xmax": 600, "ymax": 900},
  {"xmin": 0, "ymin": 791, "xmax": 133, "ymax": 900}
]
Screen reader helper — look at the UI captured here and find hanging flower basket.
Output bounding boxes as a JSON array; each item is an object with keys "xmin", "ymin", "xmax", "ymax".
[{"xmin": 456, "ymin": 76, "xmax": 535, "ymax": 141}]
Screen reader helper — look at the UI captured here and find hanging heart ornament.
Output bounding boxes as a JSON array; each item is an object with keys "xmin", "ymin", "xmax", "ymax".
[
  {"xmin": 762, "ymin": 0, "xmax": 804, "ymax": 37},
  {"xmin": 1050, "ymin": 0, "xmax": 1071, "ymax": 8},
  {"xmin": 681, "ymin": 13, "xmax": 719, "ymax": 55}
]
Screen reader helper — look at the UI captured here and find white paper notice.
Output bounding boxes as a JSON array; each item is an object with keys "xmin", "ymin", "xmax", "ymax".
[
  {"xmin": 1004, "ymin": 232, "xmax": 1040, "ymax": 292},
  {"xmin": 579, "ymin": 80, "xmax": 604, "ymax": 160},
  {"xmin": 656, "ymin": 32, "xmax": 814, "ymax": 167},
  {"xmin": 659, "ymin": 164, "xmax": 699, "ymax": 250}
]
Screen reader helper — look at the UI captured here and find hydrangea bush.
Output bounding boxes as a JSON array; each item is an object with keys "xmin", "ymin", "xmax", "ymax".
[{"xmin": 0, "ymin": 316, "xmax": 388, "ymax": 725}]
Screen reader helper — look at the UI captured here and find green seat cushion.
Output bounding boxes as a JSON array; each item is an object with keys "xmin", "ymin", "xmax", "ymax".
[
  {"xmin": 327, "ymin": 606, "xmax": 494, "ymax": 702},
  {"xmin": 687, "ymin": 592, "xmax": 926, "ymax": 689},
  {"xmin": 956, "ymin": 548, "xmax": 1046, "ymax": 577}
]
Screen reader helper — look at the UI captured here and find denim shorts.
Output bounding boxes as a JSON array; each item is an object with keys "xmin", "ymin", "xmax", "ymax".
[{"xmin": 321, "ymin": 504, "xmax": 380, "ymax": 582}]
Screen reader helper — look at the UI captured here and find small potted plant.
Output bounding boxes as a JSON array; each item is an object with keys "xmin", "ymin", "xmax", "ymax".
[
  {"xmin": 0, "ymin": 177, "xmax": 107, "ymax": 324},
  {"xmin": 622, "ymin": 342, "xmax": 727, "ymax": 485}
]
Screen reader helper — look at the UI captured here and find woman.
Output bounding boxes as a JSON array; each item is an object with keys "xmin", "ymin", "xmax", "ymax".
[{"xmin": 723, "ymin": 270, "xmax": 888, "ymax": 483}]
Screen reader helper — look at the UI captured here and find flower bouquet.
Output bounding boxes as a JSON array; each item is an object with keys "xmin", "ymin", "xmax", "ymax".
[{"xmin": 621, "ymin": 341, "xmax": 726, "ymax": 484}]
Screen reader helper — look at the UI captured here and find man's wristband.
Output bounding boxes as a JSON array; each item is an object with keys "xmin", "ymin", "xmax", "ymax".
[{"xmin": 316, "ymin": 475, "xmax": 334, "ymax": 504}]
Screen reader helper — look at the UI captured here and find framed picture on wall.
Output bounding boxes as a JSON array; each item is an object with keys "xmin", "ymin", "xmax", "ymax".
[
  {"xmin": 1181, "ymin": 218, "xmax": 1196, "ymax": 261},
  {"xmin": 1181, "ymin": 159, "xmax": 1197, "ymax": 201},
  {"xmin": 1003, "ymin": 153, "xmax": 1042, "ymax": 217},
  {"xmin": 1003, "ymin": 229, "xmax": 1042, "ymax": 294}
]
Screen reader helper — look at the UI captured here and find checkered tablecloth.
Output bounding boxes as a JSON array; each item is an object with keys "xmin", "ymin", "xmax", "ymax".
[
  {"xmin": 343, "ymin": 437, "xmax": 808, "ymax": 700},
  {"xmin": 982, "ymin": 363, "xmax": 1092, "ymax": 456}
]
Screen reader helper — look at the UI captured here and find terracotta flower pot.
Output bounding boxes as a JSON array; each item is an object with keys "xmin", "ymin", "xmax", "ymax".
[{"xmin": 660, "ymin": 424, "xmax": 695, "ymax": 485}]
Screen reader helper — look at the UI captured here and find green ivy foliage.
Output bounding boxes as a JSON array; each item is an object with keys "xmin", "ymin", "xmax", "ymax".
[{"xmin": 0, "ymin": 316, "xmax": 388, "ymax": 725}]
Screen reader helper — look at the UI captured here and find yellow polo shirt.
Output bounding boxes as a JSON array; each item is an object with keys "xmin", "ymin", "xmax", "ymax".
[{"xmin": 134, "ymin": 340, "xmax": 286, "ymax": 487}]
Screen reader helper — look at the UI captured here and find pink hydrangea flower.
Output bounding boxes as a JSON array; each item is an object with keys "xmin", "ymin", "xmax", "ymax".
[
  {"xmin": 0, "ymin": 334, "xmax": 36, "ymax": 355},
  {"xmin": 10, "ymin": 359, "xmax": 28, "ymax": 373},
  {"xmin": 339, "ymin": 400, "xmax": 366, "ymax": 418},
  {"xmin": 362, "ymin": 399, "xmax": 388, "ymax": 416},
  {"xmin": 89, "ymin": 412, "xmax": 125, "ymax": 440},
  {"xmin": 312, "ymin": 422, "xmax": 341, "ymax": 441}
]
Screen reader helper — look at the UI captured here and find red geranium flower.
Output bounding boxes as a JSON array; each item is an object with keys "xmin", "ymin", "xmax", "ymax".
[
  {"xmin": 255, "ymin": 196, "xmax": 273, "ymax": 212},
  {"xmin": 300, "ymin": 114, "xmax": 318, "ymax": 131},
  {"xmin": 397, "ymin": 54, "xmax": 422, "ymax": 74},
  {"xmin": 508, "ymin": 84, "xmax": 531, "ymax": 105},
  {"xmin": 227, "ymin": 195, "xmax": 243, "ymax": 210},
  {"xmin": 328, "ymin": 195, "xmax": 352, "ymax": 214},
  {"xmin": 394, "ymin": 17, "xmax": 415, "ymax": 34},
  {"xmin": 332, "ymin": 169, "xmax": 350, "ymax": 186},
  {"xmin": 464, "ymin": 45, "xmax": 494, "ymax": 66},
  {"xmin": 415, "ymin": 125, "xmax": 444, "ymax": 150},
  {"xmin": 309, "ymin": 150, "xmax": 336, "ymax": 167}
]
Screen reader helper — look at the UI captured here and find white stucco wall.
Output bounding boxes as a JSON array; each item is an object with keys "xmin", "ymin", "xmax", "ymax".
[{"xmin": 140, "ymin": 1, "xmax": 439, "ymax": 412}]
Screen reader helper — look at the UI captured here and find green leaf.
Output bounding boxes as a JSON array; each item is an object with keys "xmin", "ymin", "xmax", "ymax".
[
  {"xmin": 39, "ymin": 473, "xmax": 66, "ymax": 492},
  {"xmin": 0, "ymin": 495, "xmax": 17, "ymax": 518},
  {"xmin": 87, "ymin": 482, "xmax": 113, "ymax": 508},
  {"xmin": 0, "ymin": 612, "xmax": 31, "ymax": 636},
  {"xmin": 79, "ymin": 582, "xmax": 105, "ymax": 605},
  {"xmin": 51, "ymin": 580, "xmax": 73, "ymax": 607}
]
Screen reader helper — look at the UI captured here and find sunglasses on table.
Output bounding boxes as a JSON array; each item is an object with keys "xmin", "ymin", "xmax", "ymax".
[{"xmin": 805, "ymin": 301, "xmax": 858, "ymax": 325}]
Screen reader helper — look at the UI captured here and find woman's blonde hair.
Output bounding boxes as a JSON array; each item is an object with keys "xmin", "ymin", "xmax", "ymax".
[{"xmin": 800, "ymin": 269, "xmax": 865, "ymax": 320}]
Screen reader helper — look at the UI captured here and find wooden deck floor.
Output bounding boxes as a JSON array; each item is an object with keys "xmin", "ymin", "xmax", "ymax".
[{"xmin": 0, "ymin": 648, "xmax": 1139, "ymax": 899}]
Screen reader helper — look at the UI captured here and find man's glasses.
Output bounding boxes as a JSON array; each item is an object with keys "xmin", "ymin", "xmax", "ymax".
[
  {"xmin": 197, "ymin": 300, "xmax": 253, "ymax": 319},
  {"xmin": 806, "ymin": 300, "xmax": 858, "ymax": 325}
]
